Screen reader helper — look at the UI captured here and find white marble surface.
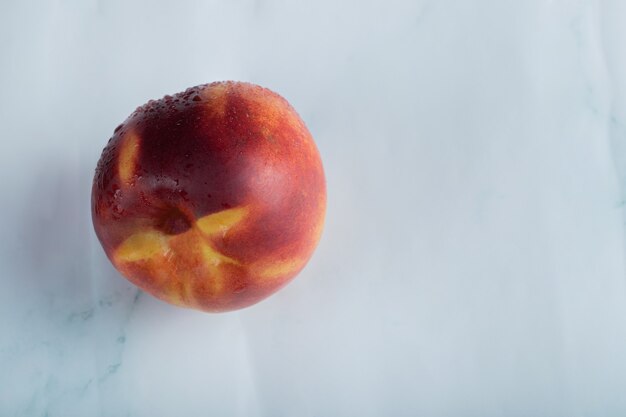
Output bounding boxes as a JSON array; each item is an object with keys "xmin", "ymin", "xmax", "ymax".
[{"xmin": 2, "ymin": 0, "xmax": 626, "ymax": 415}]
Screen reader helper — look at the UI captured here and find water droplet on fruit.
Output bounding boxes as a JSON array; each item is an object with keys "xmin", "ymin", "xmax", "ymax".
[
  {"xmin": 192, "ymin": 95, "xmax": 201, "ymax": 102},
  {"xmin": 114, "ymin": 124, "xmax": 123, "ymax": 133}
]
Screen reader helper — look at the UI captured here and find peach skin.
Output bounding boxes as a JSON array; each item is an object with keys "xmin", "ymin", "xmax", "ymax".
[{"xmin": 92, "ymin": 81, "xmax": 326, "ymax": 312}]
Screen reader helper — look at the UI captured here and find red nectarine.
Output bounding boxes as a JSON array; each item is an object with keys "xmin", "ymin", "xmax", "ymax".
[{"xmin": 92, "ymin": 81, "xmax": 326, "ymax": 312}]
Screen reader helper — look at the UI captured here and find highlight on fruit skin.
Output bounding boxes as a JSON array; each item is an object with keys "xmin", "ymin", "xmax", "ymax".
[{"xmin": 92, "ymin": 81, "xmax": 326, "ymax": 312}]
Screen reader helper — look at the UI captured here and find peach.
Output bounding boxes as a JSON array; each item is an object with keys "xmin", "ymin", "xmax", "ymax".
[{"xmin": 92, "ymin": 81, "xmax": 326, "ymax": 312}]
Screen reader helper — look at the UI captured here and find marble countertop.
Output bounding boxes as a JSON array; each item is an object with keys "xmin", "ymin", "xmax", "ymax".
[{"xmin": 2, "ymin": 0, "xmax": 626, "ymax": 415}]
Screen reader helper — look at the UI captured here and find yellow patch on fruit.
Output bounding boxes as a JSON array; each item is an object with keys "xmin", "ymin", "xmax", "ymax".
[
  {"xmin": 116, "ymin": 230, "xmax": 168, "ymax": 262},
  {"xmin": 118, "ymin": 131, "xmax": 140, "ymax": 185},
  {"xmin": 243, "ymin": 89, "xmax": 304, "ymax": 140},
  {"xmin": 196, "ymin": 207, "xmax": 248, "ymax": 237},
  {"xmin": 312, "ymin": 204, "xmax": 326, "ymax": 244},
  {"xmin": 252, "ymin": 104, "xmax": 280, "ymax": 136},
  {"xmin": 114, "ymin": 206, "xmax": 249, "ymax": 303},
  {"xmin": 199, "ymin": 244, "xmax": 229, "ymax": 294},
  {"xmin": 202, "ymin": 83, "xmax": 228, "ymax": 118},
  {"xmin": 257, "ymin": 258, "xmax": 303, "ymax": 280},
  {"xmin": 199, "ymin": 243, "xmax": 241, "ymax": 267}
]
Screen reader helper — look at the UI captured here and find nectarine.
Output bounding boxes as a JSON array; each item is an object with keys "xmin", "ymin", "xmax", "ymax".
[{"xmin": 92, "ymin": 81, "xmax": 326, "ymax": 312}]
